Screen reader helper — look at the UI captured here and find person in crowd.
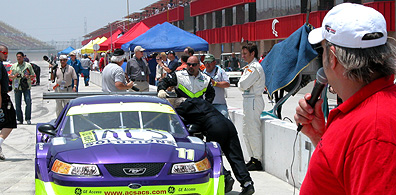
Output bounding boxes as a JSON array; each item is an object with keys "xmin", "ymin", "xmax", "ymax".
[
  {"xmin": 0, "ymin": 45, "xmax": 17, "ymax": 160},
  {"xmin": 184, "ymin": 47, "xmax": 194, "ymax": 56},
  {"xmin": 92, "ymin": 56, "xmax": 99, "ymax": 71},
  {"xmin": 67, "ymin": 52, "xmax": 83, "ymax": 92},
  {"xmin": 294, "ymin": 3, "xmax": 396, "ymax": 194},
  {"xmin": 160, "ymin": 52, "xmax": 171, "ymax": 74},
  {"xmin": 238, "ymin": 43, "xmax": 265, "ymax": 171},
  {"xmin": 23, "ymin": 55, "xmax": 29, "ymax": 63},
  {"xmin": 31, "ymin": 63, "xmax": 41, "ymax": 86},
  {"xmin": 125, "ymin": 46, "xmax": 150, "ymax": 92},
  {"xmin": 203, "ymin": 54, "xmax": 231, "ymax": 118},
  {"xmin": 175, "ymin": 54, "xmax": 189, "ymax": 71},
  {"xmin": 166, "ymin": 50, "xmax": 179, "ymax": 73},
  {"xmin": 99, "ymin": 53, "xmax": 106, "ymax": 72},
  {"xmin": 9, "ymin": 52, "xmax": 35, "ymax": 125},
  {"xmin": 147, "ymin": 53, "xmax": 158, "ymax": 85},
  {"xmin": 174, "ymin": 98, "xmax": 255, "ymax": 195},
  {"xmin": 80, "ymin": 54, "xmax": 93, "ymax": 86},
  {"xmin": 52, "ymin": 55, "xmax": 77, "ymax": 116},
  {"xmin": 157, "ymin": 55, "xmax": 215, "ymax": 102},
  {"xmin": 155, "ymin": 55, "xmax": 166, "ymax": 86},
  {"xmin": 102, "ymin": 49, "xmax": 134, "ymax": 92},
  {"xmin": 229, "ymin": 52, "xmax": 241, "ymax": 71}
]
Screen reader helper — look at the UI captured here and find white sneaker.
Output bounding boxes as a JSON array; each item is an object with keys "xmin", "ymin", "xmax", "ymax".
[{"xmin": 0, "ymin": 146, "xmax": 5, "ymax": 160}]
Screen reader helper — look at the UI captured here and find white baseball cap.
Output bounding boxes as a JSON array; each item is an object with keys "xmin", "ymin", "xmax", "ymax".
[
  {"xmin": 308, "ymin": 3, "xmax": 387, "ymax": 48},
  {"xmin": 134, "ymin": 46, "xmax": 145, "ymax": 53},
  {"xmin": 59, "ymin": 55, "xmax": 68, "ymax": 60}
]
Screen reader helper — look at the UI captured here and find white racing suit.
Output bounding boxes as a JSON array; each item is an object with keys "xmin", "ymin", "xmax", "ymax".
[
  {"xmin": 157, "ymin": 70, "xmax": 215, "ymax": 103},
  {"xmin": 238, "ymin": 58, "xmax": 266, "ymax": 161}
]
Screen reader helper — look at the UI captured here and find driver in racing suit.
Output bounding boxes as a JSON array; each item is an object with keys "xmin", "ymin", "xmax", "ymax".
[
  {"xmin": 157, "ymin": 56, "xmax": 215, "ymax": 103},
  {"xmin": 238, "ymin": 43, "xmax": 266, "ymax": 171}
]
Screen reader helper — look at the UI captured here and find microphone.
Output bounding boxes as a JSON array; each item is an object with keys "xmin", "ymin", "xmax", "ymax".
[{"xmin": 297, "ymin": 67, "xmax": 328, "ymax": 132}]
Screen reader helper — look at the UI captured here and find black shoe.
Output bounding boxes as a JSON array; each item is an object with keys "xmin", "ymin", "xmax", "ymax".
[
  {"xmin": 246, "ymin": 158, "xmax": 263, "ymax": 171},
  {"xmin": 224, "ymin": 174, "xmax": 235, "ymax": 193},
  {"xmin": 239, "ymin": 181, "xmax": 255, "ymax": 195}
]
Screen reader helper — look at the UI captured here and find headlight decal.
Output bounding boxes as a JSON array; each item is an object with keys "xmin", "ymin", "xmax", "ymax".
[
  {"xmin": 171, "ymin": 157, "xmax": 211, "ymax": 174},
  {"xmin": 51, "ymin": 159, "xmax": 100, "ymax": 176}
]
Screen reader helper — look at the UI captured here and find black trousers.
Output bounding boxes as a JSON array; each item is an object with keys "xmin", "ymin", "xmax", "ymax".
[{"xmin": 205, "ymin": 117, "xmax": 252, "ymax": 185}]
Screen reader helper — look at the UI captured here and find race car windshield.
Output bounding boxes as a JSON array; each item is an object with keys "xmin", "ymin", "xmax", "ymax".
[{"xmin": 61, "ymin": 102, "xmax": 185, "ymax": 136}]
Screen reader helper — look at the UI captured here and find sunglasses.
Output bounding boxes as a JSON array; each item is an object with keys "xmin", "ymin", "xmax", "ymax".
[
  {"xmin": 60, "ymin": 59, "xmax": 67, "ymax": 61},
  {"xmin": 156, "ymin": 59, "xmax": 161, "ymax": 60},
  {"xmin": 187, "ymin": 63, "xmax": 199, "ymax": 67},
  {"xmin": 0, "ymin": 51, "xmax": 8, "ymax": 55}
]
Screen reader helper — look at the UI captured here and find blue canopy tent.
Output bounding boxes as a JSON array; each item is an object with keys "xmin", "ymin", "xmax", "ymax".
[
  {"xmin": 57, "ymin": 46, "xmax": 75, "ymax": 55},
  {"xmin": 121, "ymin": 22, "xmax": 208, "ymax": 52}
]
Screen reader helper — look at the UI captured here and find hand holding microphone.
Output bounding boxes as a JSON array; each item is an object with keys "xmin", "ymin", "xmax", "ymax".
[{"xmin": 296, "ymin": 68, "xmax": 328, "ymax": 132}]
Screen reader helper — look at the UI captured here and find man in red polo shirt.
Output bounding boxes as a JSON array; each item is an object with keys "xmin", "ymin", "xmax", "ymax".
[{"xmin": 295, "ymin": 3, "xmax": 396, "ymax": 194}]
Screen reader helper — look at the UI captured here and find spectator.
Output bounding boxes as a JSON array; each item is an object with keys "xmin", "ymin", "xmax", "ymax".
[
  {"xmin": 166, "ymin": 50, "xmax": 179, "ymax": 73},
  {"xmin": 102, "ymin": 49, "xmax": 134, "ymax": 92},
  {"xmin": 174, "ymin": 98, "xmax": 255, "ymax": 195},
  {"xmin": 125, "ymin": 46, "xmax": 150, "ymax": 92},
  {"xmin": 31, "ymin": 63, "xmax": 41, "ymax": 85},
  {"xmin": 67, "ymin": 52, "xmax": 83, "ymax": 92},
  {"xmin": 238, "ymin": 43, "xmax": 265, "ymax": 171},
  {"xmin": 157, "ymin": 56, "xmax": 215, "ymax": 103},
  {"xmin": 92, "ymin": 56, "xmax": 99, "ymax": 71},
  {"xmin": 176, "ymin": 54, "xmax": 189, "ymax": 71},
  {"xmin": 203, "ymin": 54, "xmax": 231, "ymax": 118},
  {"xmin": 99, "ymin": 53, "xmax": 106, "ymax": 72},
  {"xmin": 295, "ymin": 3, "xmax": 396, "ymax": 194},
  {"xmin": 9, "ymin": 52, "xmax": 35, "ymax": 125},
  {"xmin": 147, "ymin": 53, "xmax": 158, "ymax": 85},
  {"xmin": 0, "ymin": 45, "xmax": 17, "ymax": 160},
  {"xmin": 23, "ymin": 55, "xmax": 29, "ymax": 63},
  {"xmin": 155, "ymin": 55, "xmax": 166, "ymax": 86},
  {"xmin": 52, "ymin": 55, "xmax": 77, "ymax": 116},
  {"xmin": 80, "ymin": 54, "xmax": 93, "ymax": 86},
  {"xmin": 160, "ymin": 52, "xmax": 171, "ymax": 74},
  {"xmin": 229, "ymin": 52, "xmax": 241, "ymax": 70},
  {"xmin": 184, "ymin": 47, "xmax": 194, "ymax": 56}
]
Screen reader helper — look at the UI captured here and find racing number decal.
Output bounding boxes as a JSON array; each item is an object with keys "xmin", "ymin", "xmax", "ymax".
[{"xmin": 176, "ymin": 148, "xmax": 195, "ymax": 161}]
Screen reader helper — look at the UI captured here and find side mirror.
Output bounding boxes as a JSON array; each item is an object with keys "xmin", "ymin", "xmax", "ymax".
[{"xmin": 38, "ymin": 124, "xmax": 57, "ymax": 136}]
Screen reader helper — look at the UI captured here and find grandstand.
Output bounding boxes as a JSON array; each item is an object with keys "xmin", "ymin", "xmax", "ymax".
[{"xmin": 0, "ymin": 20, "xmax": 53, "ymax": 50}]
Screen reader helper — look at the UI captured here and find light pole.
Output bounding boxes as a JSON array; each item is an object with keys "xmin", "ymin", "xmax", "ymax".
[{"xmin": 127, "ymin": 0, "xmax": 130, "ymax": 30}]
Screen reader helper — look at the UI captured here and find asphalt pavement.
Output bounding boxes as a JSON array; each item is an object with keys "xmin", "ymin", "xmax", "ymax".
[{"xmin": 0, "ymin": 61, "xmax": 333, "ymax": 194}]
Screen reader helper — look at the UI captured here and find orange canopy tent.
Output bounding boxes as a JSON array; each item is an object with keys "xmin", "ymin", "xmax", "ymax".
[{"xmin": 110, "ymin": 22, "xmax": 149, "ymax": 49}]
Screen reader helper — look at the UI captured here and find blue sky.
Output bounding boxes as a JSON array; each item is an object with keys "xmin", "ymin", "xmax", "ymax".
[{"xmin": 2, "ymin": 0, "xmax": 157, "ymax": 42}]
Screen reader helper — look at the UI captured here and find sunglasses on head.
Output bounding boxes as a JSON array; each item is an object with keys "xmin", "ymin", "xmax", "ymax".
[
  {"xmin": 0, "ymin": 51, "xmax": 8, "ymax": 55},
  {"xmin": 187, "ymin": 63, "xmax": 199, "ymax": 67}
]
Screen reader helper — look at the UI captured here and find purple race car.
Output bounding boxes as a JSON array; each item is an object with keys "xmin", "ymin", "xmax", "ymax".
[{"xmin": 35, "ymin": 95, "xmax": 224, "ymax": 195}]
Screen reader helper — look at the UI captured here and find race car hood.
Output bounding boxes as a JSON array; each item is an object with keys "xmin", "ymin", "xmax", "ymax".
[{"xmin": 50, "ymin": 129, "xmax": 206, "ymax": 164}]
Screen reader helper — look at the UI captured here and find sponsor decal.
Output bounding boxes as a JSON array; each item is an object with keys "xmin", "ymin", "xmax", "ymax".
[
  {"xmin": 325, "ymin": 25, "xmax": 336, "ymax": 34},
  {"xmin": 272, "ymin": 19, "xmax": 279, "ymax": 37},
  {"xmin": 168, "ymin": 186, "xmax": 175, "ymax": 194},
  {"xmin": 178, "ymin": 187, "xmax": 196, "ymax": 192},
  {"xmin": 75, "ymin": 188, "xmax": 82, "ymax": 195},
  {"xmin": 67, "ymin": 102, "xmax": 176, "ymax": 116},
  {"xmin": 80, "ymin": 129, "xmax": 177, "ymax": 148}
]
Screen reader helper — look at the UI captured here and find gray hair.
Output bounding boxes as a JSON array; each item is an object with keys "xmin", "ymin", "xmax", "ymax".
[
  {"xmin": 326, "ymin": 40, "xmax": 396, "ymax": 84},
  {"xmin": 110, "ymin": 55, "xmax": 125, "ymax": 63}
]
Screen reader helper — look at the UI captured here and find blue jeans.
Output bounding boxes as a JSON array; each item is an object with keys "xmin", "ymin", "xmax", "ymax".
[
  {"xmin": 213, "ymin": 104, "xmax": 229, "ymax": 119},
  {"xmin": 14, "ymin": 89, "xmax": 31, "ymax": 122}
]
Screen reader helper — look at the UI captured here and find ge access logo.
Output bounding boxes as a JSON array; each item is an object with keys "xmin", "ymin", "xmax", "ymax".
[
  {"xmin": 75, "ymin": 188, "xmax": 82, "ymax": 195},
  {"xmin": 168, "ymin": 186, "xmax": 176, "ymax": 194}
]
